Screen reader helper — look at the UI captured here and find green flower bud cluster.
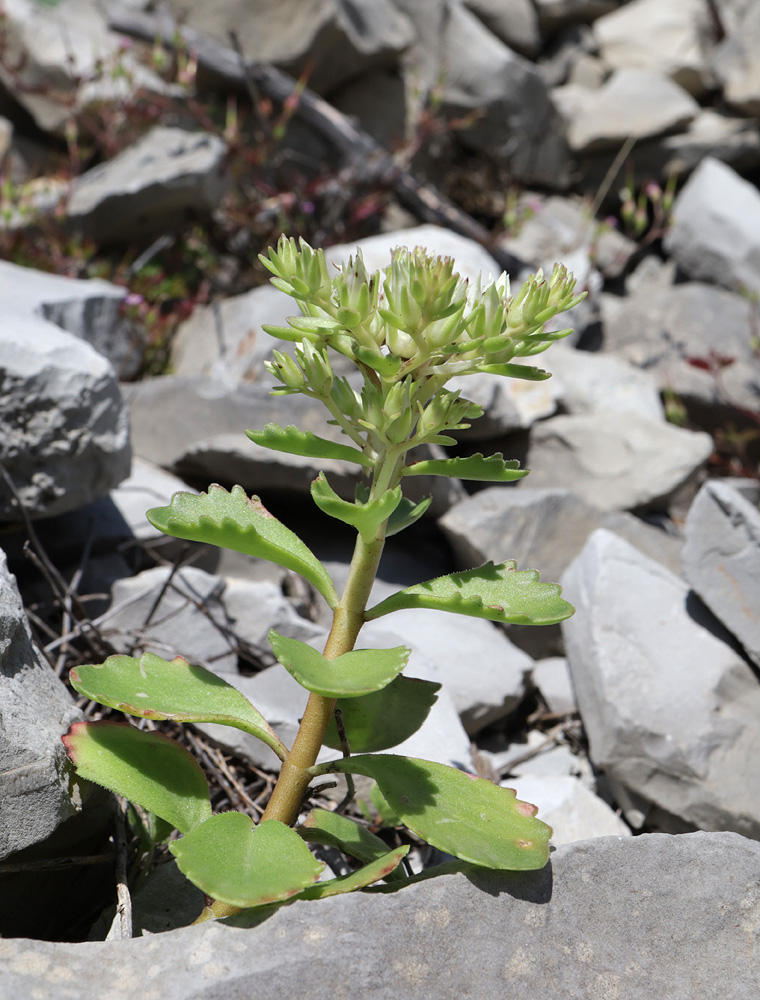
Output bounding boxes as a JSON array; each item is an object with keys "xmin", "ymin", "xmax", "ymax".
[{"xmin": 259, "ymin": 236, "xmax": 584, "ymax": 461}]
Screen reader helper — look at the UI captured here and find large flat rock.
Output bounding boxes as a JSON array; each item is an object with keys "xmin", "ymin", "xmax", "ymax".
[{"xmin": 1, "ymin": 833, "xmax": 758, "ymax": 998}]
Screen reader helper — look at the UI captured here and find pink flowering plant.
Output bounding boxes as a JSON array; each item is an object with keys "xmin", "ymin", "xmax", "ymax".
[{"xmin": 63, "ymin": 238, "xmax": 584, "ymax": 921}]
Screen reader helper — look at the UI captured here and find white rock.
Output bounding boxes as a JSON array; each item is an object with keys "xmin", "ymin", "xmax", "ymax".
[
  {"xmin": 567, "ymin": 69, "xmax": 699, "ymax": 153},
  {"xmin": 541, "ymin": 345, "xmax": 665, "ymax": 422},
  {"xmin": 594, "ymin": 0, "xmax": 716, "ymax": 95},
  {"xmin": 508, "ymin": 775, "xmax": 631, "ymax": 845}
]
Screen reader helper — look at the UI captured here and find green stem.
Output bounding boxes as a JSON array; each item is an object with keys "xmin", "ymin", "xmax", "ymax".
[{"xmin": 203, "ymin": 452, "xmax": 401, "ymax": 922}]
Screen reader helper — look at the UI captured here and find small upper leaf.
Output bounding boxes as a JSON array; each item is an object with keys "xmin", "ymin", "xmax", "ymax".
[
  {"xmin": 402, "ymin": 453, "xmax": 529, "ymax": 482},
  {"xmin": 70, "ymin": 653, "xmax": 288, "ymax": 761},
  {"xmin": 310, "ymin": 474, "xmax": 402, "ymax": 541},
  {"xmin": 62, "ymin": 721, "xmax": 211, "ymax": 834},
  {"xmin": 312, "ymin": 755, "xmax": 551, "ymax": 870},
  {"xmin": 323, "ymin": 675, "xmax": 440, "ymax": 753},
  {"xmin": 385, "ymin": 495, "xmax": 432, "ymax": 536},
  {"xmin": 146, "ymin": 485, "xmax": 339, "ymax": 609},
  {"xmin": 170, "ymin": 814, "xmax": 324, "ymax": 907},
  {"xmin": 246, "ymin": 423, "xmax": 371, "ymax": 468},
  {"xmin": 268, "ymin": 630, "xmax": 410, "ymax": 698},
  {"xmin": 365, "ymin": 561, "xmax": 574, "ymax": 626}
]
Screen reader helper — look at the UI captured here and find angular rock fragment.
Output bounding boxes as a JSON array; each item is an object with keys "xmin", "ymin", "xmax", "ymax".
[
  {"xmin": 0, "ymin": 322, "xmax": 131, "ymax": 520},
  {"xmin": 604, "ymin": 280, "xmax": 760, "ymax": 415},
  {"xmin": 562, "ymin": 529, "xmax": 760, "ymax": 837},
  {"xmin": 67, "ymin": 127, "xmax": 228, "ymax": 245},
  {"xmin": 664, "ymin": 157, "xmax": 760, "ymax": 296},
  {"xmin": 0, "ymin": 550, "xmax": 83, "ymax": 859},
  {"xmin": 682, "ymin": 480, "xmax": 760, "ymax": 669},
  {"xmin": 567, "ymin": 69, "xmax": 699, "ymax": 153},
  {"xmin": 526, "ymin": 412, "xmax": 712, "ymax": 511}
]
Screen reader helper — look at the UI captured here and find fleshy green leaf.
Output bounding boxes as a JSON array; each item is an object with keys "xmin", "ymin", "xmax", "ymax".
[
  {"xmin": 312, "ymin": 755, "xmax": 551, "ymax": 870},
  {"xmin": 324, "ymin": 676, "xmax": 440, "ymax": 753},
  {"xmin": 70, "ymin": 653, "xmax": 288, "ymax": 762},
  {"xmin": 402, "ymin": 453, "xmax": 529, "ymax": 482},
  {"xmin": 296, "ymin": 846, "xmax": 409, "ymax": 899},
  {"xmin": 62, "ymin": 721, "xmax": 211, "ymax": 834},
  {"xmin": 310, "ymin": 474, "xmax": 402, "ymax": 541},
  {"xmin": 246, "ymin": 423, "xmax": 371, "ymax": 468},
  {"xmin": 385, "ymin": 495, "xmax": 432, "ymax": 536},
  {"xmin": 146, "ymin": 485, "xmax": 339, "ymax": 609},
  {"xmin": 365, "ymin": 561, "xmax": 574, "ymax": 626},
  {"xmin": 299, "ymin": 808, "xmax": 404, "ymax": 880},
  {"xmin": 268, "ymin": 630, "xmax": 410, "ymax": 698},
  {"xmin": 170, "ymin": 814, "xmax": 324, "ymax": 907},
  {"xmin": 477, "ymin": 363, "xmax": 551, "ymax": 380}
]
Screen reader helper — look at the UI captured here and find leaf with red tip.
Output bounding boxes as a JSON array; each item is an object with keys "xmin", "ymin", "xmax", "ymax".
[
  {"xmin": 310, "ymin": 754, "xmax": 551, "ymax": 870},
  {"xmin": 62, "ymin": 721, "xmax": 211, "ymax": 834}
]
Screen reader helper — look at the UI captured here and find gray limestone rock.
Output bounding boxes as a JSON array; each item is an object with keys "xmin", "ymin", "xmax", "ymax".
[
  {"xmin": 462, "ymin": 0, "xmax": 542, "ymax": 58},
  {"xmin": 447, "ymin": 369, "xmax": 559, "ymax": 438},
  {"xmin": 438, "ymin": 4, "xmax": 572, "ymax": 187},
  {"xmin": 682, "ymin": 479, "xmax": 760, "ymax": 668},
  {"xmin": 497, "ymin": 193, "xmax": 638, "ymax": 279},
  {"xmin": 604, "ymin": 280, "xmax": 760, "ymax": 415},
  {"xmin": 170, "ymin": 284, "xmax": 290, "ymax": 383},
  {"xmin": 439, "ymin": 486, "xmax": 684, "ymax": 590},
  {"xmin": 2, "ymin": 833, "xmax": 758, "ymax": 998},
  {"xmin": 0, "ymin": 259, "xmax": 144, "ymax": 378},
  {"xmin": 0, "ymin": 321, "xmax": 131, "ymax": 520},
  {"xmin": 125, "ymin": 375, "xmax": 463, "ymax": 516},
  {"xmin": 67, "ymin": 127, "xmax": 229, "ymax": 246},
  {"xmin": 0, "ymin": 549, "xmax": 83, "ymax": 859},
  {"xmin": 526, "ymin": 412, "xmax": 712, "ymax": 511},
  {"xmin": 567, "ymin": 69, "xmax": 700, "ymax": 153},
  {"xmin": 161, "ymin": 0, "xmax": 415, "ymax": 95},
  {"xmin": 664, "ymin": 157, "xmax": 760, "ymax": 296},
  {"xmin": 0, "ymin": 0, "xmax": 168, "ymax": 134},
  {"xmin": 562, "ymin": 529, "xmax": 760, "ymax": 837},
  {"xmin": 531, "ymin": 656, "xmax": 576, "ymax": 715},
  {"xmin": 534, "ymin": 0, "xmax": 618, "ymax": 33}
]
